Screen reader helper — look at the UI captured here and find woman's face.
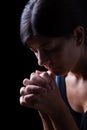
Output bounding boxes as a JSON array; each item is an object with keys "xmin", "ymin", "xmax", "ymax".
[{"xmin": 27, "ymin": 36, "xmax": 80, "ymax": 75}]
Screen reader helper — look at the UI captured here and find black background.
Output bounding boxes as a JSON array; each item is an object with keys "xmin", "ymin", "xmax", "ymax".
[{"xmin": 15, "ymin": 0, "xmax": 44, "ymax": 129}]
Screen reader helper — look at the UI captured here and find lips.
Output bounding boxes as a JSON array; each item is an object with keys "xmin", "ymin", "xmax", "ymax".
[{"xmin": 44, "ymin": 65, "xmax": 51, "ymax": 69}]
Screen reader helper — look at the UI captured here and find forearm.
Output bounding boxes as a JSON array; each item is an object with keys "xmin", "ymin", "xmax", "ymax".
[
  {"xmin": 39, "ymin": 111, "xmax": 54, "ymax": 130},
  {"xmin": 49, "ymin": 101, "xmax": 79, "ymax": 130}
]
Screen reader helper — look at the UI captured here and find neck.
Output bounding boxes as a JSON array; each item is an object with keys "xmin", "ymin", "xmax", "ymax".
[{"xmin": 71, "ymin": 49, "xmax": 87, "ymax": 80}]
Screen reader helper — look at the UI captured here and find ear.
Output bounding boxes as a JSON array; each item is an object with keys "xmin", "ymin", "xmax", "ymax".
[{"xmin": 73, "ymin": 26, "xmax": 85, "ymax": 46}]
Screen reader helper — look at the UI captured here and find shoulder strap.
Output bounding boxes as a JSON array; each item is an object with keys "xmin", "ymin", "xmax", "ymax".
[{"xmin": 56, "ymin": 76, "xmax": 69, "ymax": 106}]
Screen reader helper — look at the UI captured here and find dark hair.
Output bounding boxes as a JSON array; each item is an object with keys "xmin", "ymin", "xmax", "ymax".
[{"xmin": 20, "ymin": 0, "xmax": 87, "ymax": 45}]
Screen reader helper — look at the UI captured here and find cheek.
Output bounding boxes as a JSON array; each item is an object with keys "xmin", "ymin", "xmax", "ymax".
[
  {"xmin": 49, "ymin": 52, "xmax": 64, "ymax": 66},
  {"xmin": 62, "ymin": 48, "xmax": 78, "ymax": 70},
  {"xmin": 50, "ymin": 50, "xmax": 72, "ymax": 69}
]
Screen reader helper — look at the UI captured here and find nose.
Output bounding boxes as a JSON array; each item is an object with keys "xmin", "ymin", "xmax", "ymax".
[{"xmin": 37, "ymin": 50, "xmax": 49, "ymax": 66}]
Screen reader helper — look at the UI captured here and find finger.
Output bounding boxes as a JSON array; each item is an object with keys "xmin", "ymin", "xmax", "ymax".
[
  {"xmin": 20, "ymin": 84, "xmax": 48, "ymax": 96},
  {"xmin": 47, "ymin": 70, "xmax": 55, "ymax": 79},
  {"xmin": 24, "ymin": 94, "xmax": 41, "ymax": 109},
  {"xmin": 23, "ymin": 78, "xmax": 33, "ymax": 86},
  {"xmin": 35, "ymin": 70, "xmax": 42, "ymax": 75},
  {"xmin": 39, "ymin": 72, "xmax": 55, "ymax": 89},
  {"xmin": 36, "ymin": 71, "xmax": 55, "ymax": 89},
  {"xmin": 36, "ymin": 70, "xmax": 56, "ymax": 84},
  {"xmin": 24, "ymin": 93, "xmax": 36, "ymax": 102},
  {"xmin": 49, "ymin": 77, "xmax": 57, "ymax": 89},
  {"xmin": 20, "ymin": 94, "xmax": 38, "ymax": 109},
  {"xmin": 20, "ymin": 96, "xmax": 26, "ymax": 106},
  {"xmin": 30, "ymin": 73, "xmax": 48, "ymax": 87},
  {"xmin": 39, "ymin": 72, "xmax": 51, "ymax": 83},
  {"xmin": 25, "ymin": 84, "xmax": 47, "ymax": 94},
  {"xmin": 20, "ymin": 86, "xmax": 25, "ymax": 95}
]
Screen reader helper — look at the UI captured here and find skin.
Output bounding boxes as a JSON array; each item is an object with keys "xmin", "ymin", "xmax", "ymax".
[
  {"xmin": 20, "ymin": 26, "xmax": 87, "ymax": 130},
  {"xmin": 26, "ymin": 35, "xmax": 80, "ymax": 76}
]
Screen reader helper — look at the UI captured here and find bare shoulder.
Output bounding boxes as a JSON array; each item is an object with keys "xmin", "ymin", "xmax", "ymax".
[{"xmin": 65, "ymin": 72, "xmax": 87, "ymax": 113}]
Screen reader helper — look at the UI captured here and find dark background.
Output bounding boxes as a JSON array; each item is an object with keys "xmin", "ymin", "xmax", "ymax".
[{"xmin": 15, "ymin": 0, "xmax": 44, "ymax": 129}]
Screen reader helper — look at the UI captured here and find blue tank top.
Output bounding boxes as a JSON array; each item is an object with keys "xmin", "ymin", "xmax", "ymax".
[{"xmin": 56, "ymin": 76, "xmax": 87, "ymax": 130}]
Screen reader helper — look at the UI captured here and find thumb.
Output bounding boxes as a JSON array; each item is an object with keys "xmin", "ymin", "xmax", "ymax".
[{"xmin": 47, "ymin": 70, "xmax": 56, "ymax": 80}]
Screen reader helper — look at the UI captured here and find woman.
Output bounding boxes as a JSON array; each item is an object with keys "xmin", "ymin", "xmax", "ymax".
[{"xmin": 19, "ymin": 0, "xmax": 87, "ymax": 130}]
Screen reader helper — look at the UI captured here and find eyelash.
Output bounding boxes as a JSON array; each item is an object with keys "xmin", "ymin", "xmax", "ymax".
[
  {"xmin": 30, "ymin": 47, "xmax": 38, "ymax": 53},
  {"xmin": 30, "ymin": 46, "xmax": 54, "ymax": 55}
]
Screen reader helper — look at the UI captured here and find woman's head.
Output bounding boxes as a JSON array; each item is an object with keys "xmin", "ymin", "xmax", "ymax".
[
  {"xmin": 20, "ymin": 0, "xmax": 87, "ymax": 46},
  {"xmin": 20, "ymin": 0, "xmax": 87, "ymax": 75}
]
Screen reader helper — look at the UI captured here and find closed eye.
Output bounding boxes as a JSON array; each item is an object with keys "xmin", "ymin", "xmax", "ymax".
[{"xmin": 30, "ymin": 47, "xmax": 38, "ymax": 53}]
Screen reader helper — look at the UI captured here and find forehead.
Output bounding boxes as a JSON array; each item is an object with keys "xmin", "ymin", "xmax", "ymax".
[
  {"xmin": 26, "ymin": 36, "xmax": 52, "ymax": 48},
  {"xmin": 26, "ymin": 36, "xmax": 68, "ymax": 49}
]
